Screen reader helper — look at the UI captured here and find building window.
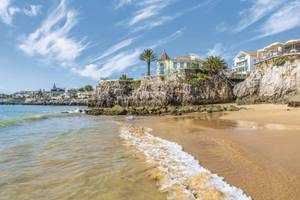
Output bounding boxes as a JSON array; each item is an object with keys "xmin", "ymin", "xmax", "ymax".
[
  {"xmin": 180, "ymin": 62, "xmax": 184, "ymax": 69},
  {"xmin": 173, "ymin": 62, "xmax": 177, "ymax": 71},
  {"xmin": 159, "ymin": 63, "xmax": 165, "ymax": 74}
]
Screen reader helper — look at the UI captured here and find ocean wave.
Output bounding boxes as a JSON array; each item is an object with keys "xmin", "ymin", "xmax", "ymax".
[
  {"xmin": 120, "ymin": 125, "xmax": 252, "ymax": 200},
  {"xmin": 0, "ymin": 109, "xmax": 84, "ymax": 128}
]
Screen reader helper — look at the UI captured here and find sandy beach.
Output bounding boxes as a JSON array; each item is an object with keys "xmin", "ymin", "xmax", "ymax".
[{"xmin": 133, "ymin": 104, "xmax": 300, "ymax": 200}]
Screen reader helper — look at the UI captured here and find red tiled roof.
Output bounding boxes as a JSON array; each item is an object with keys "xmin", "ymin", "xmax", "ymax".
[
  {"xmin": 160, "ymin": 52, "xmax": 170, "ymax": 60},
  {"xmin": 174, "ymin": 56, "xmax": 193, "ymax": 60}
]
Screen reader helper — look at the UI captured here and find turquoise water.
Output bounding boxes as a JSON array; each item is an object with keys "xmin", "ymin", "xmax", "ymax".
[{"xmin": 0, "ymin": 105, "xmax": 165, "ymax": 200}]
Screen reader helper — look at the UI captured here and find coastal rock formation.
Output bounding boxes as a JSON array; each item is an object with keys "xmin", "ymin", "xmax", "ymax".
[
  {"xmin": 90, "ymin": 75, "xmax": 234, "ymax": 107},
  {"xmin": 234, "ymin": 56, "xmax": 300, "ymax": 104}
]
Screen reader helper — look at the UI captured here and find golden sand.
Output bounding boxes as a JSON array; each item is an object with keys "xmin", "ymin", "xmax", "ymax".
[
  {"xmin": 134, "ymin": 104, "xmax": 300, "ymax": 200},
  {"xmin": 119, "ymin": 124, "xmax": 250, "ymax": 200}
]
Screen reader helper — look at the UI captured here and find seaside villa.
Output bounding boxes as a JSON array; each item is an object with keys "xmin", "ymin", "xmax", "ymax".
[
  {"xmin": 232, "ymin": 37, "xmax": 300, "ymax": 76},
  {"xmin": 156, "ymin": 52, "xmax": 203, "ymax": 76},
  {"xmin": 257, "ymin": 38, "xmax": 300, "ymax": 62},
  {"xmin": 232, "ymin": 52, "xmax": 258, "ymax": 75}
]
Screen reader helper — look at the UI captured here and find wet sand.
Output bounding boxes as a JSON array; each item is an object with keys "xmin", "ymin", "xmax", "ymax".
[{"xmin": 134, "ymin": 104, "xmax": 300, "ymax": 200}]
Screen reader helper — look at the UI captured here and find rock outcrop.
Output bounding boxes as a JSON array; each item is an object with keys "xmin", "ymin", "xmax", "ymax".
[
  {"xmin": 90, "ymin": 75, "xmax": 234, "ymax": 108},
  {"xmin": 234, "ymin": 56, "xmax": 300, "ymax": 104}
]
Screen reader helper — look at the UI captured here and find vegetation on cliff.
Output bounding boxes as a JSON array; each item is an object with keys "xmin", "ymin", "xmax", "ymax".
[{"xmin": 86, "ymin": 104, "xmax": 241, "ymax": 116}]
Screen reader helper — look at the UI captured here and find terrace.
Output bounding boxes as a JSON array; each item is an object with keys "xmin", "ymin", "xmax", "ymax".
[{"xmin": 257, "ymin": 39, "xmax": 300, "ymax": 63}]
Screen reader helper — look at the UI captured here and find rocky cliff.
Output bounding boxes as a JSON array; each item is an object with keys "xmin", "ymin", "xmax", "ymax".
[
  {"xmin": 234, "ymin": 55, "xmax": 300, "ymax": 104},
  {"xmin": 89, "ymin": 75, "xmax": 234, "ymax": 108}
]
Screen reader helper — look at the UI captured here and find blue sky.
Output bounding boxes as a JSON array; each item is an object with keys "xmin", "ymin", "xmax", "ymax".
[{"xmin": 1, "ymin": 0, "xmax": 300, "ymax": 92}]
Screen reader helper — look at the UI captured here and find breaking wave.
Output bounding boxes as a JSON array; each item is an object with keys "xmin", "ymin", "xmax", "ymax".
[
  {"xmin": 0, "ymin": 109, "xmax": 84, "ymax": 128},
  {"xmin": 120, "ymin": 125, "xmax": 252, "ymax": 200}
]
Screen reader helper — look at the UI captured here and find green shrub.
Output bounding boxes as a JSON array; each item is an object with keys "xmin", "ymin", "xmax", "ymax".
[
  {"xmin": 273, "ymin": 56, "xmax": 288, "ymax": 66},
  {"xmin": 110, "ymin": 105, "xmax": 127, "ymax": 115}
]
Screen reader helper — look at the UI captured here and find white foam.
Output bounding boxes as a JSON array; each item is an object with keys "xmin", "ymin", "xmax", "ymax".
[{"xmin": 120, "ymin": 126, "xmax": 252, "ymax": 200}]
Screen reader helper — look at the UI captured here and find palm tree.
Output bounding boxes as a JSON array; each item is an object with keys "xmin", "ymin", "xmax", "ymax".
[
  {"xmin": 139, "ymin": 49, "xmax": 157, "ymax": 76},
  {"xmin": 203, "ymin": 56, "xmax": 228, "ymax": 74}
]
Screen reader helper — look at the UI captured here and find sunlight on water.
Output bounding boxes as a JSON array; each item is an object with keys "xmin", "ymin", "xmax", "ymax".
[{"xmin": 0, "ymin": 105, "xmax": 166, "ymax": 200}]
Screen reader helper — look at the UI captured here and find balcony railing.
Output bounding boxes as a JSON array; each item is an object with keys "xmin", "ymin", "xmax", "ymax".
[{"xmin": 257, "ymin": 51, "xmax": 300, "ymax": 63}]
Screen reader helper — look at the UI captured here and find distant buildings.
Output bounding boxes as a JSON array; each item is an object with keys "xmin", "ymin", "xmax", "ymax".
[
  {"xmin": 232, "ymin": 52, "xmax": 258, "ymax": 75},
  {"xmin": 50, "ymin": 83, "xmax": 65, "ymax": 97},
  {"xmin": 157, "ymin": 52, "xmax": 203, "ymax": 76},
  {"xmin": 2, "ymin": 84, "xmax": 93, "ymax": 103}
]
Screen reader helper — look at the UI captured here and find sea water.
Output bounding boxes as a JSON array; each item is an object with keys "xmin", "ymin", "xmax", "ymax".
[{"xmin": 0, "ymin": 105, "xmax": 166, "ymax": 200}]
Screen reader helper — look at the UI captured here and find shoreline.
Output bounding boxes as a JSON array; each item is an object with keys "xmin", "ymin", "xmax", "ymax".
[
  {"xmin": 128, "ymin": 104, "xmax": 300, "ymax": 200},
  {"xmin": 119, "ymin": 124, "xmax": 251, "ymax": 200}
]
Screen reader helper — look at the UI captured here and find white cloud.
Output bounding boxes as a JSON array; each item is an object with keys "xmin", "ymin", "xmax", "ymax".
[
  {"xmin": 150, "ymin": 28, "xmax": 184, "ymax": 49},
  {"xmin": 76, "ymin": 49, "xmax": 141, "ymax": 80},
  {"xmin": 256, "ymin": 1, "xmax": 300, "ymax": 38},
  {"xmin": 131, "ymin": 14, "xmax": 179, "ymax": 33},
  {"xmin": 130, "ymin": 0, "xmax": 217, "ymax": 33},
  {"xmin": 116, "ymin": 0, "xmax": 174, "ymax": 27},
  {"xmin": 235, "ymin": 0, "xmax": 286, "ymax": 32},
  {"xmin": 129, "ymin": 0, "xmax": 171, "ymax": 26},
  {"xmin": 19, "ymin": 0, "xmax": 86, "ymax": 66},
  {"xmin": 91, "ymin": 37, "xmax": 136, "ymax": 63},
  {"xmin": 114, "ymin": 0, "xmax": 133, "ymax": 9},
  {"xmin": 207, "ymin": 43, "xmax": 231, "ymax": 60},
  {"xmin": 76, "ymin": 29, "xmax": 184, "ymax": 80},
  {"xmin": 0, "ymin": 0, "xmax": 20, "ymax": 25},
  {"xmin": 24, "ymin": 5, "xmax": 42, "ymax": 17}
]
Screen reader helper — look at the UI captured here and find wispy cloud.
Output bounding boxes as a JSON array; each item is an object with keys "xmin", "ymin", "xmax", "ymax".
[
  {"xmin": 91, "ymin": 37, "xmax": 136, "ymax": 63},
  {"xmin": 76, "ymin": 49, "xmax": 141, "ymax": 80},
  {"xmin": 255, "ymin": 1, "xmax": 300, "ymax": 39},
  {"xmin": 0, "ymin": 0, "xmax": 19, "ymax": 25},
  {"xmin": 150, "ymin": 28, "xmax": 184, "ymax": 49},
  {"xmin": 128, "ymin": 0, "xmax": 216, "ymax": 33},
  {"xmin": 114, "ymin": 0, "xmax": 133, "ymax": 9},
  {"xmin": 129, "ymin": 0, "xmax": 173, "ymax": 26},
  {"xmin": 19, "ymin": 0, "xmax": 86, "ymax": 66},
  {"xmin": 0, "ymin": 0, "xmax": 42, "ymax": 25},
  {"xmin": 24, "ymin": 5, "xmax": 42, "ymax": 17},
  {"xmin": 235, "ymin": 0, "xmax": 286, "ymax": 32},
  {"xmin": 207, "ymin": 43, "xmax": 231, "ymax": 60},
  {"xmin": 76, "ymin": 29, "xmax": 184, "ymax": 80}
]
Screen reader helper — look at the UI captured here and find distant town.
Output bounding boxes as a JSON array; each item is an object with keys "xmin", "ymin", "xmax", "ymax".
[{"xmin": 0, "ymin": 83, "xmax": 94, "ymax": 106}]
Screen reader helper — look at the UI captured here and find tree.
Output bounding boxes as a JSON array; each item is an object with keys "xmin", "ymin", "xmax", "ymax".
[
  {"xmin": 80, "ymin": 85, "xmax": 93, "ymax": 92},
  {"xmin": 139, "ymin": 49, "xmax": 157, "ymax": 76},
  {"xmin": 203, "ymin": 56, "xmax": 228, "ymax": 74},
  {"xmin": 119, "ymin": 74, "xmax": 133, "ymax": 81}
]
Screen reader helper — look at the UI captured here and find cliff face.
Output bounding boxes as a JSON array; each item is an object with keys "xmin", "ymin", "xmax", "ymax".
[
  {"xmin": 90, "ymin": 75, "xmax": 234, "ymax": 107},
  {"xmin": 234, "ymin": 57, "xmax": 300, "ymax": 104}
]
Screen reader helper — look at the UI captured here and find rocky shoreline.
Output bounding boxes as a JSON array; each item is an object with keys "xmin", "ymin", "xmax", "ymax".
[
  {"xmin": 86, "ymin": 104, "xmax": 241, "ymax": 116},
  {"xmin": 86, "ymin": 73, "xmax": 238, "ymax": 116}
]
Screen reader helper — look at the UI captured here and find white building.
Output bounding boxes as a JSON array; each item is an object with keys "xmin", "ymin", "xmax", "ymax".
[
  {"xmin": 232, "ymin": 52, "xmax": 258, "ymax": 75},
  {"xmin": 257, "ymin": 38, "xmax": 300, "ymax": 62}
]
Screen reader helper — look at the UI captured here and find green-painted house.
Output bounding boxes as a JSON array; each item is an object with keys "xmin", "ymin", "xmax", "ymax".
[{"xmin": 156, "ymin": 52, "xmax": 203, "ymax": 76}]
